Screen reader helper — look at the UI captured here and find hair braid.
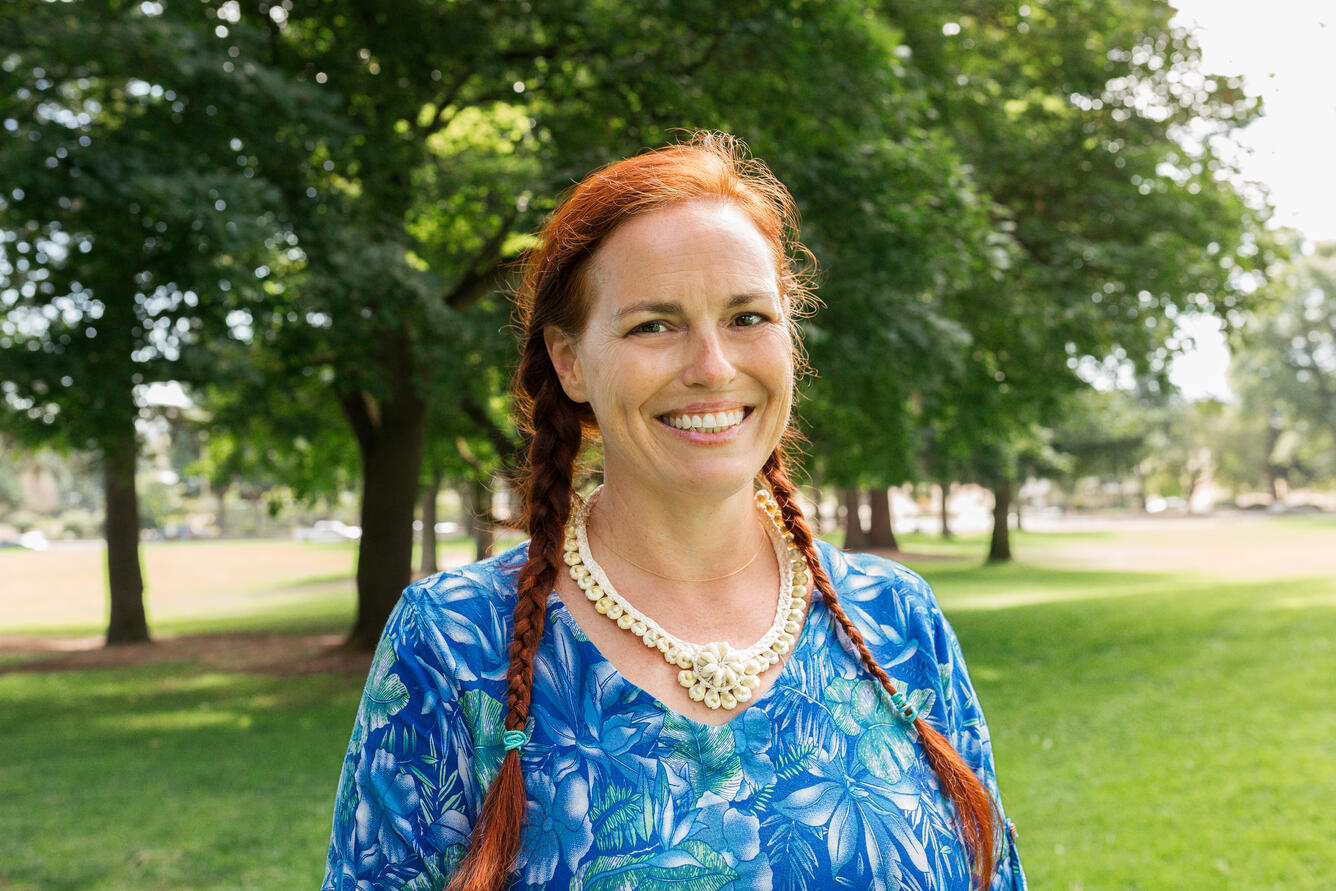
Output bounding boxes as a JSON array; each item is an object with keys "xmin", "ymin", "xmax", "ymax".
[
  {"xmin": 448, "ymin": 376, "xmax": 583, "ymax": 891},
  {"xmin": 762, "ymin": 452, "xmax": 998, "ymax": 889}
]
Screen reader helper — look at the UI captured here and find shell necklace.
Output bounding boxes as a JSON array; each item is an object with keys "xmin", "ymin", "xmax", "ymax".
[{"xmin": 563, "ymin": 486, "xmax": 809, "ymax": 711}]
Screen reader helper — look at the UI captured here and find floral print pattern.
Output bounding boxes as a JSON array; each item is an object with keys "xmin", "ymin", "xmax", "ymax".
[{"xmin": 323, "ymin": 541, "xmax": 1027, "ymax": 890}]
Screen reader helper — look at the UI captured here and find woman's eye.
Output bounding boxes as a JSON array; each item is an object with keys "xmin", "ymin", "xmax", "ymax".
[
  {"xmin": 628, "ymin": 320, "xmax": 669, "ymax": 335},
  {"xmin": 733, "ymin": 312, "xmax": 768, "ymax": 327}
]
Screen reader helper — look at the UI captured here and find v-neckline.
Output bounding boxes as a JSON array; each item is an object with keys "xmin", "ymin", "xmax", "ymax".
[{"xmin": 543, "ymin": 543, "xmax": 832, "ymax": 732}]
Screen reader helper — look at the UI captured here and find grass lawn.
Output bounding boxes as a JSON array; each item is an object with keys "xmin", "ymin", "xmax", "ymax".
[
  {"xmin": 924, "ymin": 560, "xmax": 1336, "ymax": 888},
  {"xmin": 1, "ymin": 520, "xmax": 1333, "ymax": 888}
]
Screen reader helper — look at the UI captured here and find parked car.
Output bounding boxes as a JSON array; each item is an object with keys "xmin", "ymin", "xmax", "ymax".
[
  {"xmin": 293, "ymin": 520, "xmax": 362, "ymax": 542},
  {"xmin": 411, "ymin": 520, "xmax": 462, "ymax": 536},
  {"xmin": 0, "ymin": 530, "xmax": 49, "ymax": 551},
  {"xmin": 1145, "ymin": 496, "xmax": 1187, "ymax": 514}
]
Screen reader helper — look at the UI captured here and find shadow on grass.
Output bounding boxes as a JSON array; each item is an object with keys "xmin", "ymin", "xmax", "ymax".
[
  {"xmin": 0, "ymin": 660, "xmax": 362, "ymax": 889},
  {"xmin": 918, "ymin": 559, "xmax": 1190, "ymax": 611}
]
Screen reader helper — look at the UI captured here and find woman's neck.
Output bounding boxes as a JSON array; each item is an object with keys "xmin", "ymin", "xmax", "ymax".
[{"xmin": 587, "ymin": 478, "xmax": 768, "ymax": 584}]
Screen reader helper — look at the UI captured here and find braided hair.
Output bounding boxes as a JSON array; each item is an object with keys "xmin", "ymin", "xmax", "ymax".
[
  {"xmin": 448, "ymin": 133, "xmax": 997, "ymax": 890},
  {"xmin": 762, "ymin": 450, "xmax": 998, "ymax": 886}
]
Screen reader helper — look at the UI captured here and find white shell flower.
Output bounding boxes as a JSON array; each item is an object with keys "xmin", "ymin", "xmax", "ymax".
[{"xmin": 692, "ymin": 642, "xmax": 746, "ymax": 695}]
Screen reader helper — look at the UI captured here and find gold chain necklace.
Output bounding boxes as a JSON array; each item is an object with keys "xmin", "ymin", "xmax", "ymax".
[
  {"xmin": 563, "ymin": 486, "xmax": 810, "ymax": 711},
  {"xmin": 589, "ymin": 525, "xmax": 767, "ymax": 583}
]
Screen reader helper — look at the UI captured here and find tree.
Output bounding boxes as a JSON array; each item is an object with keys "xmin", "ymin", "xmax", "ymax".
[
  {"xmin": 0, "ymin": 2, "xmax": 307, "ymax": 642},
  {"xmin": 1228, "ymin": 240, "xmax": 1336, "ymax": 492},
  {"xmin": 882, "ymin": 0, "xmax": 1272, "ymax": 560},
  {"xmin": 741, "ymin": 8, "xmax": 994, "ymax": 547},
  {"xmin": 1139, "ymin": 397, "xmax": 1227, "ymax": 510},
  {"xmin": 1048, "ymin": 387, "xmax": 1152, "ymax": 508},
  {"xmin": 221, "ymin": 0, "xmax": 1014, "ymax": 647}
]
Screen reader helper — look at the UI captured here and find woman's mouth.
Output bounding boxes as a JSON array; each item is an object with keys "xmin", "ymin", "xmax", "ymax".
[{"xmin": 658, "ymin": 407, "xmax": 751, "ymax": 434}]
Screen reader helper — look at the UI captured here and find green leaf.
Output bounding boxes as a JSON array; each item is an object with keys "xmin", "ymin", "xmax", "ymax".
[
  {"xmin": 363, "ymin": 636, "xmax": 409, "ymax": 731},
  {"xmin": 576, "ymin": 840, "xmax": 737, "ymax": 891},
  {"xmin": 825, "ymin": 679, "xmax": 934, "ymax": 781},
  {"xmin": 908, "ymin": 687, "xmax": 936, "ymax": 719},
  {"xmin": 457, "ymin": 689, "xmax": 506, "ymax": 787},
  {"xmin": 824, "ymin": 677, "xmax": 893, "ymax": 734},
  {"xmin": 774, "ymin": 741, "xmax": 816, "ymax": 784},
  {"xmin": 590, "ymin": 782, "xmax": 646, "ymax": 850},
  {"xmin": 856, "ymin": 725, "xmax": 916, "ymax": 783},
  {"xmin": 659, "ymin": 714, "xmax": 742, "ymax": 801}
]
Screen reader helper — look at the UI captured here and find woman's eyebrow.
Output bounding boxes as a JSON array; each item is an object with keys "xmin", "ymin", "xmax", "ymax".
[
  {"xmin": 611, "ymin": 293, "xmax": 775, "ymax": 322},
  {"xmin": 612, "ymin": 300, "xmax": 681, "ymax": 321}
]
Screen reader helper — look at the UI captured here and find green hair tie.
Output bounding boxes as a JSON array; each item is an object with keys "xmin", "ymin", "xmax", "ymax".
[
  {"xmin": 890, "ymin": 691, "xmax": 918, "ymax": 724},
  {"xmin": 502, "ymin": 730, "xmax": 529, "ymax": 751}
]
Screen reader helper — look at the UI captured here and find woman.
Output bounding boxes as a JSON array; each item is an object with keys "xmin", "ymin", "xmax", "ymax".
[{"xmin": 322, "ymin": 133, "xmax": 1026, "ymax": 891}]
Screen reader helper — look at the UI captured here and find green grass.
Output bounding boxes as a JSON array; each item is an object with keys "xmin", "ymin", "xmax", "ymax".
[
  {"xmin": 929, "ymin": 563, "xmax": 1336, "ymax": 889},
  {"xmin": 2, "ymin": 525, "xmax": 1334, "ymax": 888},
  {"xmin": 0, "ymin": 664, "xmax": 362, "ymax": 890}
]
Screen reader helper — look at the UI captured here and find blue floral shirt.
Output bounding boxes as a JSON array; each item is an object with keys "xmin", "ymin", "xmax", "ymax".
[{"xmin": 323, "ymin": 540, "xmax": 1027, "ymax": 890}]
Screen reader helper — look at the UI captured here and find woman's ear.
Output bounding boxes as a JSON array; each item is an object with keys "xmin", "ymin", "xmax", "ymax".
[{"xmin": 544, "ymin": 326, "xmax": 588, "ymax": 403}]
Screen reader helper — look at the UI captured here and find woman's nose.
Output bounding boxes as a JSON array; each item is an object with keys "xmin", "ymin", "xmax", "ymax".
[{"xmin": 683, "ymin": 329, "xmax": 737, "ymax": 387}]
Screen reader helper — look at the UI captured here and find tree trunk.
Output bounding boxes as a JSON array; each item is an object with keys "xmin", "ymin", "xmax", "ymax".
[
  {"xmin": 419, "ymin": 465, "xmax": 441, "ymax": 576},
  {"xmin": 103, "ymin": 417, "xmax": 149, "ymax": 645},
  {"xmin": 215, "ymin": 481, "xmax": 229, "ymax": 537},
  {"xmin": 1265, "ymin": 416, "xmax": 1281, "ymax": 503},
  {"xmin": 841, "ymin": 487, "xmax": 867, "ymax": 549},
  {"xmin": 341, "ymin": 385, "xmax": 428, "ymax": 651},
  {"xmin": 988, "ymin": 478, "xmax": 1013, "ymax": 563},
  {"xmin": 469, "ymin": 478, "xmax": 495, "ymax": 562},
  {"xmin": 866, "ymin": 486, "xmax": 899, "ymax": 550},
  {"xmin": 938, "ymin": 479, "xmax": 953, "ymax": 539}
]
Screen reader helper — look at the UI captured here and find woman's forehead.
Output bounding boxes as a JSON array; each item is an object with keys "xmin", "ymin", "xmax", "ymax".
[{"xmin": 584, "ymin": 201, "xmax": 781, "ymax": 310}]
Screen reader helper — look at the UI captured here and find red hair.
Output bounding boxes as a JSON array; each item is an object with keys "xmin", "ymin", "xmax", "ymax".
[{"xmin": 447, "ymin": 133, "xmax": 997, "ymax": 890}]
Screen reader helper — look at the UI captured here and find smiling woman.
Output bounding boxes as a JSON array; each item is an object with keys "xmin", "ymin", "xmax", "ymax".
[
  {"xmin": 545, "ymin": 199, "xmax": 794, "ymax": 506},
  {"xmin": 321, "ymin": 133, "xmax": 1027, "ymax": 891}
]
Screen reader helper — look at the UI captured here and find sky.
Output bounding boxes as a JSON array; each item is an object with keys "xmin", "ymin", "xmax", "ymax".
[{"xmin": 1166, "ymin": 0, "xmax": 1336, "ymax": 400}]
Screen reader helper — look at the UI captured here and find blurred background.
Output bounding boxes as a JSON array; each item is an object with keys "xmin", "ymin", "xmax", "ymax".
[{"xmin": 1, "ymin": 1, "xmax": 1333, "ymax": 888}]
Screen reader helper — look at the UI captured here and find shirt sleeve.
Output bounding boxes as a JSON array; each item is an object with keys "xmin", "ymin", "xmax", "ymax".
[
  {"xmin": 321, "ymin": 594, "xmax": 476, "ymax": 891},
  {"xmin": 911, "ymin": 571, "xmax": 1028, "ymax": 891}
]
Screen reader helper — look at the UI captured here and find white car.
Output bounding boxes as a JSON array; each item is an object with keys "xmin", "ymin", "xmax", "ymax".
[
  {"xmin": 0, "ymin": 530, "xmax": 49, "ymax": 551},
  {"xmin": 293, "ymin": 520, "xmax": 362, "ymax": 542},
  {"xmin": 412, "ymin": 520, "xmax": 461, "ymax": 536}
]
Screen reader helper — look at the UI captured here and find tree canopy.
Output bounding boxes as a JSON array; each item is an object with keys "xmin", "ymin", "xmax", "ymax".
[{"xmin": 1, "ymin": 0, "xmax": 1279, "ymax": 646}]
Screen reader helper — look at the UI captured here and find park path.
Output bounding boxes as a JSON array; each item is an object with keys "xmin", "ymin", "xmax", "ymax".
[{"xmin": 1018, "ymin": 511, "xmax": 1336, "ymax": 580}]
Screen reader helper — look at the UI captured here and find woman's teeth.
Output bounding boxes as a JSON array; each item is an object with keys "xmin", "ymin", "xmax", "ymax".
[{"xmin": 663, "ymin": 409, "xmax": 746, "ymax": 433}]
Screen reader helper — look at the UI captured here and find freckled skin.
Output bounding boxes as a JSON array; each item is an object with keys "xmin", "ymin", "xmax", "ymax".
[
  {"xmin": 544, "ymin": 200, "xmax": 805, "ymax": 726},
  {"xmin": 545, "ymin": 200, "xmax": 794, "ymax": 504}
]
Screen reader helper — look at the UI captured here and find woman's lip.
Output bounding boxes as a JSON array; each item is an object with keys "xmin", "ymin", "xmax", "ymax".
[
  {"xmin": 656, "ymin": 412, "xmax": 750, "ymax": 441},
  {"xmin": 657, "ymin": 403, "xmax": 753, "ymax": 418},
  {"xmin": 655, "ymin": 407, "xmax": 753, "ymax": 439}
]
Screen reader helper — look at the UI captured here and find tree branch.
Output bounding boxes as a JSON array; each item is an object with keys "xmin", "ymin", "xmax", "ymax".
[
  {"xmin": 459, "ymin": 397, "xmax": 520, "ymax": 463},
  {"xmin": 336, "ymin": 388, "xmax": 377, "ymax": 454},
  {"xmin": 413, "ymin": 68, "xmax": 472, "ymax": 139},
  {"xmin": 445, "ymin": 207, "xmax": 520, "ymax": 310}
]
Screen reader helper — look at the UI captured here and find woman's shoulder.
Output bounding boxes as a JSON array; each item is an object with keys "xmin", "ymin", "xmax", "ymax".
[
  {"xmin": 811, "ymin": 539, "xmax": 951, "ymax": 654},
  {"xmin": 813, "ymin": 539, "xmax": 937, "ymax": 605},
  {"xmin": 388, "ymin": 541, "xmax": 529, "ymax": 684},
  {"xmin": 403, "ymin": 540, "xmax": 528, "ymax": 616}
]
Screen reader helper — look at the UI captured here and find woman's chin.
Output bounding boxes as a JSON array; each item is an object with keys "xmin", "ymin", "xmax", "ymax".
[{"xmin": 632, "ymin": 461, "xmax": 769, "ymax": 504}]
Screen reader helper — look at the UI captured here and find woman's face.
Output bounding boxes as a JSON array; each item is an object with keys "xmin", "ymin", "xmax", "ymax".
[{"xmin": 546, "ymin": 200, "xmax": 794, "ymax": 502}]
